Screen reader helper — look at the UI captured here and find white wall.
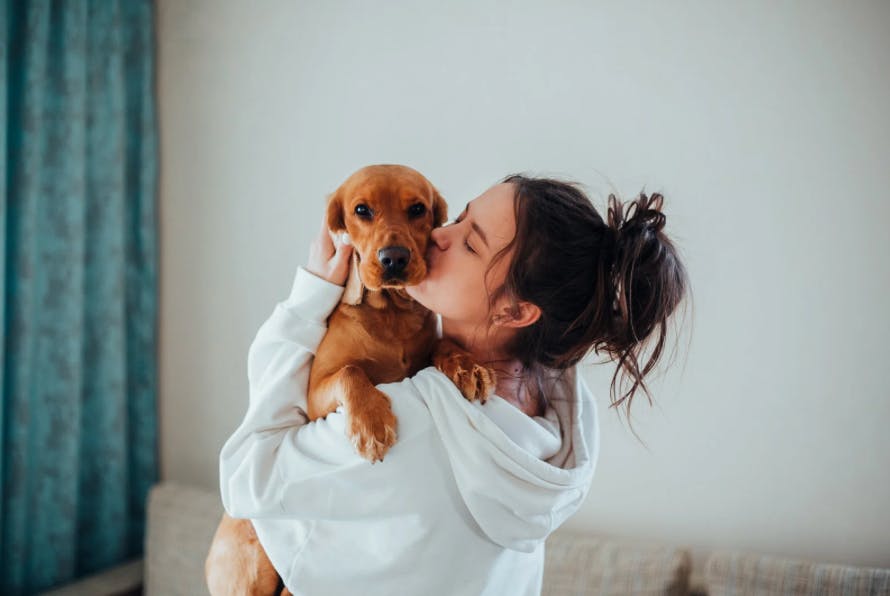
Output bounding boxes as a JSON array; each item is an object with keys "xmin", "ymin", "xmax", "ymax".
[{"xmin": 156, "ymin": 0, "xmax": 890, "ymax": 580}]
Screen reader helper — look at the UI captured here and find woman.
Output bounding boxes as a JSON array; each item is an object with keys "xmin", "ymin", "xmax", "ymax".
[{"xmin": 219, "ymin": 174, "xmax": 689, "ymax": 595}]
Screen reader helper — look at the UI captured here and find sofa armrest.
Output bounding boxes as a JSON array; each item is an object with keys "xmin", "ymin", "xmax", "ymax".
[{"xmin": 37, "ymin": 558, "xmax": 143, "ymax": 596}]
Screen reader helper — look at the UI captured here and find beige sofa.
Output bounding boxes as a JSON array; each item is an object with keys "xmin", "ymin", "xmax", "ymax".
[{"xmin": 39, "ymin": 483, "xmax": 889, "ymax": 596}]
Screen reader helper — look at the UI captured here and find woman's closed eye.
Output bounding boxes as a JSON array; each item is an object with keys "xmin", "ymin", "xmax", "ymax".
[{"xmin": 453, "ymin": 213, "xmax": 476, "ymax": 254}]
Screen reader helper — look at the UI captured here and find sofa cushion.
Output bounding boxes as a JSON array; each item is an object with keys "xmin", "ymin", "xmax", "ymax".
[
  {"xmin": 705, "ymin": 550, "xmax": 890, "ymax": 596},
  {"xmin": 542, "ymin": 530, "xmax": 692, "ymax": 596},
  {"xmin": 144, "ymin": 483, "xmax": 224, "ymax": 596}
]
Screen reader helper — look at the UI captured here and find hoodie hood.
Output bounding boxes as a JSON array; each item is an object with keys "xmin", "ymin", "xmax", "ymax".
[{"xmin": 410, "ymin": 365, "xmax": 599, "ymax": 553}]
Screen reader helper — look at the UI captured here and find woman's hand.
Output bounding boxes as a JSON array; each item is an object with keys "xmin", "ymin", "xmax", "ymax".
[{"xmin": 306, "ymin": 213, "xmax": 354, "ymax": 287}]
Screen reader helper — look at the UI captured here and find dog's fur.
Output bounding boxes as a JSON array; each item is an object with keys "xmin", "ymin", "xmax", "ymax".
[{"xmin": 205, "ymin": 165, "xmax": 496, "ymax": 595}]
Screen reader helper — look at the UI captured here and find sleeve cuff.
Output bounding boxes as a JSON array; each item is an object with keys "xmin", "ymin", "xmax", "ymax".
[{"xmin": 280, "ymin": 266, "xmax": 345, "ymax": 323}]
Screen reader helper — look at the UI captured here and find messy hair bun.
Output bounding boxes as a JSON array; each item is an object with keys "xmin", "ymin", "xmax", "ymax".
[{"xmin": 601, "ymin": 192, "xmax": 686, "ymax": 414}]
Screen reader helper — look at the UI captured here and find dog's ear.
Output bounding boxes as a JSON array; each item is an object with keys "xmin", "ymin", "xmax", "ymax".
[
  {"xmin": 325, "ymin": 189, "xmax": 346, "ymax": 232},
  {"xmin": 430, "ymin": 187, "xmax": 448, "ymax": 228}
]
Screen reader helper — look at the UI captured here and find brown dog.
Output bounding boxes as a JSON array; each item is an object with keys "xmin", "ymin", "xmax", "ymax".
[
  {"xmin": 306, "ymin": 164, "xmax": 445, "ymax": 460},
  {"xmin": 206, "ymin": 165, "xmax": 496, "ymax": 595}
]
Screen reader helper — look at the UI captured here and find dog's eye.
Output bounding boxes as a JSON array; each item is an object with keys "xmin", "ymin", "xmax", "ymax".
[
  {"xmin": 354, "ymin": 204, "xmax": 372, "ymax": 219},
  {"xmin": 408, "ymin": 203, "xmax": 426, "ymax": 218}
]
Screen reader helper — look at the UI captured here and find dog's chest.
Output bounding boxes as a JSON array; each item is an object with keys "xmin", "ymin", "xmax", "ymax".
[
  {"xmin": 363, "ymin": 307, "xmax": 433, "ymax": 349},
  {"xmin": 338, "ymin": 303, "xmax": 437, "ymax": 382}
]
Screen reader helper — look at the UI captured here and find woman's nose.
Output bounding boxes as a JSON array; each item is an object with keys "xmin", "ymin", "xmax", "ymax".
[{"xmin": 430, "ymin": 226, "xmax": 449, "ymax": 249}]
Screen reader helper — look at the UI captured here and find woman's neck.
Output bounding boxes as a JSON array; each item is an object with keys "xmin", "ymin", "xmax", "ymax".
[{"xmin": 489, "ymin": 360, "xmax": 543, "ymax": 417}]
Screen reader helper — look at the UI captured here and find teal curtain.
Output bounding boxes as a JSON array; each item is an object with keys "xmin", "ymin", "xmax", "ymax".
[{"xmin": 1, "ymin": 1, "xmax": 159, "ymax": 593}]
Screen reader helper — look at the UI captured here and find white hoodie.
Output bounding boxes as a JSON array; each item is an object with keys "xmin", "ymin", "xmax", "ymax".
[{"xmin": 219, "ymin": 266, "xmax": 599, "ymax": 596}]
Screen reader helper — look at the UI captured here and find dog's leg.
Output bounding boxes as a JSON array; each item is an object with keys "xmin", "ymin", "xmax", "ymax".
[
  {"xmin": 205, "ymin": 512, "xmax": 283, "ymax": 596},
  {"xmin": 312, "ymin": 365, "xmax": 398, "ymax": 462},
  {"xmin": 432, "ymin": 338, "xmax": 498, "ymax": 404}
]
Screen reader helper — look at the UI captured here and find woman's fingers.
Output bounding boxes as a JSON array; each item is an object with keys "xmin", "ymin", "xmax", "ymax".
[
  {"xmin": 330, "ymin": 235, "xmax": 353, "ymax": 281},
  {"xmin": 305, "ymin": 211, "xmax": 353, "ymax": 286}
]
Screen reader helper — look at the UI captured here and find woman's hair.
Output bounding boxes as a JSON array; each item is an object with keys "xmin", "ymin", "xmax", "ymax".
[{"xmin": 482, "ymin": 174, "xmax": 690, "ymax": 437}]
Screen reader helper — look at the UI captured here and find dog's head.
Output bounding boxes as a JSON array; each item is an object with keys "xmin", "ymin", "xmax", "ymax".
[{"xmin": 326, "ymin": 164, "xmax": 448, "ymax": 293}]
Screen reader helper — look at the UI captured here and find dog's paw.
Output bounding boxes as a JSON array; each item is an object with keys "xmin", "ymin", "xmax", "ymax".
[
  {"xmin": 432, "ymin": 341, "xmax": 497, "ymax": 404},
  {"xmin": 345, "ymin": 389, "xmax": 398, "ymax": 463}
]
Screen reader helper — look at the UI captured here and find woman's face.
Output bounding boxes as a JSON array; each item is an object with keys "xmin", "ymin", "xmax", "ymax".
[{"xmin": 405, "ymin": 182, "xmax": 517, "ymax": 326}]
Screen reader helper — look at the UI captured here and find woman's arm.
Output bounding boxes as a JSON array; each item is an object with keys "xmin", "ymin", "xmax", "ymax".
[
  {"xmin": 219, "ymin": 263, "xmax": 436, "ymax": 521},
  {"xmin": 219, "ymin": 265, "xmax": 347, "ymax": 516},
  {"xmin": 221, "ymin": 211, "xmax": 442, "ymax": 520}
]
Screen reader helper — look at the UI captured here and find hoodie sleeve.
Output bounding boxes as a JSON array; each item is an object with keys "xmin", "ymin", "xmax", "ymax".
[
  {"xmin": 219, "ymin": 266, "xmax": 431, "ymax": 520},
  {"xmin": 219, "ymin": 265, "xmax": 345, "ymax": 517}
]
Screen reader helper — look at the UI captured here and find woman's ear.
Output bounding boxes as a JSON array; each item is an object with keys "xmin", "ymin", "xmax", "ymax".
[
  {"xmin": 493, "ymin": 301, "xmax": 541, "ymax": 329},
  {"xmin": 431, "ymin": 187, "xmax": 448, "ymax": 228},
  {"xmin": 326, "ymin": 189, "xmax": 346, "ymax": 232}
]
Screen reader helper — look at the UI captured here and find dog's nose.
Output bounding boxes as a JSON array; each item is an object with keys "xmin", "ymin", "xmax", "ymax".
[{"xmin": 377, "ymin": 246, "xmax": 410, "ymax": 275}]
